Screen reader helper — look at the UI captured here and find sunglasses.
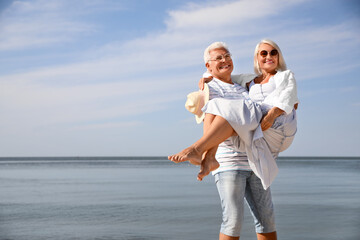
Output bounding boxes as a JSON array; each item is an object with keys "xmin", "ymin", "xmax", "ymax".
[{"xmin": 259, "ymin": 49, "xmax": 278, "ymax": 57}]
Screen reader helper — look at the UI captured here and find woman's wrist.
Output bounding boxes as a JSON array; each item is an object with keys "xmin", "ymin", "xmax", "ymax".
[{"xmin": 268, "ymin": 107, "xmax": 284, "ymax": 119}]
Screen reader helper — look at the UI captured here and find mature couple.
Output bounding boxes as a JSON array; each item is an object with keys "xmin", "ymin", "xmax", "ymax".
[{"xmin": 169, "ymin": 39, "xmax": 298, "ymax": 240}]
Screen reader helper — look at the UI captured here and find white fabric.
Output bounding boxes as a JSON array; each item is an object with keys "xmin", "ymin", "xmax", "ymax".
[
  {"xmin": 204, "ymin": 78, "xmax": 252, "ymax": 173},
  {"xmin": 248, "ymin": 77, "xmax": 276, "ymax": 104},
  {"xmin": 247, "ymin": 74, "xmax": 298, "ymax": 158},
  {"xmin": 262, "ymin": 110, "xmax": 297, "ymax": 158},
  {"xmin": 200, "ymin": 70, "xmax": 298, "ymax": 189},
  {"xmin": 248, "ymin": 77, "xmax": 276, "ymax": 114},
  {"xmin": 203, "ymin": 78, "xmax": 277, "ymax": 189},
  {"xmin": 231, "ymin": 70, "xmax": 298, "ymax": 114}
]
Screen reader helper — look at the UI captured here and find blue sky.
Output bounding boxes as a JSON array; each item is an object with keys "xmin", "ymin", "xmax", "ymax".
[{"xmin": 0, "ymin": 0, "xmax": 359, "ymax": 157}]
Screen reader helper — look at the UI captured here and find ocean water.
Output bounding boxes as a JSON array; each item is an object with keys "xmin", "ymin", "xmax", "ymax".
[{"xmin": 0, "ymin": 157, "xmax": 359, "ymax": 240}]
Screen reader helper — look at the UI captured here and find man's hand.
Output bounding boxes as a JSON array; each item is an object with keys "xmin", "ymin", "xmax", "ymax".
[
  {"xmin": 198, "ymin": 76, "xmax": 213, "ymax": 90},
  {"xmin": 294, "ymin": 103, "xmax": 298, "ymax": 110}
]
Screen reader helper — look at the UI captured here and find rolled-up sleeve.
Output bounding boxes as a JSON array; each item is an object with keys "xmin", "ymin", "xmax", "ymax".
[{"xmin": 272, "ymin": 70, "xmax": 298, "ymax": 114}]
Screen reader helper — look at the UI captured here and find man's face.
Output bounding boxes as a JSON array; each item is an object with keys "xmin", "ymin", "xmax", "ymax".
[{"xmin": 206, "ymin": 48, "xmax": 233, "ymax": 79}]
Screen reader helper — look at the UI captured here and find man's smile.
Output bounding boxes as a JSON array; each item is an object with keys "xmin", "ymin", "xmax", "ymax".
[{"xmin": 219, "ymin": 64, "xmax": 231, "ymax": 69}]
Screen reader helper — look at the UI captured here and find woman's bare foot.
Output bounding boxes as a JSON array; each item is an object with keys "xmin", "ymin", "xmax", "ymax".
[
  {"xmin": 197, "ymin": 154, "xmax": 219, "ymax": 181},
  {"xmin": 168, "ymin": 146, "xmax": 202, "ymax": 165}
]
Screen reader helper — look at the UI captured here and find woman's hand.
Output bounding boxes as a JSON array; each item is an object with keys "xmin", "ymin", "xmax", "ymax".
[
  {"xmin": 198, "ymin": 76, "xmax": 213, "ymax": 90},
  {"xmin": 261, "ymin": 107, "xmax": 284, "ymax": 131},
  {"xmin": 261, "ymin": 113, "xmax": 276, "ymax": 131}
]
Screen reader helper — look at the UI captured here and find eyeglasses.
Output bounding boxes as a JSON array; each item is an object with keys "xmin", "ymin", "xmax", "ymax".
[
  {"xmin": 259, "ymin": 49, "xmax": 278, "ymax": 57},
  {"xmin": 209, "ymin": 53, "xmax": 232, "ymax": 62}
]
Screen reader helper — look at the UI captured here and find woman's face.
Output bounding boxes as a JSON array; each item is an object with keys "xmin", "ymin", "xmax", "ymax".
[{"xmin": 257, "ymin": 43, "xmax": 279, "ymax": 74}]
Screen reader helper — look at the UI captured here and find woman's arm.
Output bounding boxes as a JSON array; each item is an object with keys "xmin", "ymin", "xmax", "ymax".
[
  {"xmin": 261, "ymin": 107, "xmax": 284, "ymax": 131},
  {"xmin": 271, "ymin": 70, "xmax": 298, "ymax": 114}
]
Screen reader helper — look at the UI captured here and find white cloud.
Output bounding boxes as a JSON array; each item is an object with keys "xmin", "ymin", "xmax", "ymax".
[
  {"xmin": 1, "ymin": 0, "xmax": 358, "ymax": 127},
  {"xmin": 0, "ymin": 75, "xmax": 186, "ymax": 128},
  {"xmin": 1, "ymin": 0, "xmax": 360, "ymax": 156},
  {"xmin": 165, "ymin": 0, "xmax": 307, "ymax": 30},
  {"xmin": 71, "ymin": 121, "xmax": 143, "ymax": 131},
  {"xmin": 0, "ymin": 0, "xmax": 126, "ymax": 51}
]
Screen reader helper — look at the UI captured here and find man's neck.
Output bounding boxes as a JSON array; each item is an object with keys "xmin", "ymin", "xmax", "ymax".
[{"xmin": 213, "ymin": 74, "xmax": 233, "ymax": 84}]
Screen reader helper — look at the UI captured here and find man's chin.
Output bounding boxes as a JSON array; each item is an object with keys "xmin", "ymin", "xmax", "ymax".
[{"xmin": 213, "ymin": 72, "xmax": 232, "ymax": 79}]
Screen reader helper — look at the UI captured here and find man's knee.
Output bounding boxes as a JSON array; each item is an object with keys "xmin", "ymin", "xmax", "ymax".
[{"xmin": 221, "ymin": 215, "xmax": 242, "ymax": 237}]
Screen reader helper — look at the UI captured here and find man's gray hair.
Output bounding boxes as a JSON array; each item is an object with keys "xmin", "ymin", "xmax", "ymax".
[{"xmin": 203, "ymin": 42, "xmax": 230, "ymax": 63}]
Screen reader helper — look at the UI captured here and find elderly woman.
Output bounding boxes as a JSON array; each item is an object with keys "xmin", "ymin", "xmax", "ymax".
[
  {"xmin": 169, "ymin": 39, "xmax": 298, "ymax": 240},
  {"xmin": 201, "ymin": 39, "xmax": 298, "ymax": 177}
]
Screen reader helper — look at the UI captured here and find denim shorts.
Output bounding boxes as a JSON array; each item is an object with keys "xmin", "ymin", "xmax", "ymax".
[{"xmin": 215, "ymin": 170, "xmax": 276, "ymax": 237}]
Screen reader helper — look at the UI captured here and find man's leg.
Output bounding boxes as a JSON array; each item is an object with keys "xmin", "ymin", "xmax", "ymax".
[
  {"xmin": 219, "ymin": 232, "xmax": 239, "ymax": 240},
  {"xmin": 216, "ymin": 171, "xmax": 249, "ymax": 240},
  {"xmin": 257, "ymin": 232, "xmax": 277, "ymax": 240},
  {"xmin": 245, "ymin": 173, "xmax": 277, "ymax": 240}
]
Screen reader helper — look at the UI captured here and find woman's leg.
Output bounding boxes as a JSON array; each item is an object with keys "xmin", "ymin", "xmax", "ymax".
[
  {"xmin": 168, "ymin": 115, "xmax": 235, "ymax": 163},
  {"xmin": 198, "ymin": 146, "xmax": 219, "ymax": 181},
  {"xmin": 197, "ymin": 114, "xmax": 220, "ymax": 181},
  {"xmin": 263, "ymin": 109, "xmax": 297, "ymax": 155},
  {"xmin": 184, "ymin": 113, "xmax": 217, "ymax": 167}
]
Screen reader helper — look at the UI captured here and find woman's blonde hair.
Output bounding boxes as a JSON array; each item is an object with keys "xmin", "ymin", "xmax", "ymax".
[{"xmin": 253, "ymin": 39, "xmax": 287, "ymax": 75}]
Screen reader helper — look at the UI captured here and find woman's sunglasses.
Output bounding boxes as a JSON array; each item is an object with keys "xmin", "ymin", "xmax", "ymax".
[{"xmin": 259, "ymin": 49, "xmax": 278, "ymax": 57}]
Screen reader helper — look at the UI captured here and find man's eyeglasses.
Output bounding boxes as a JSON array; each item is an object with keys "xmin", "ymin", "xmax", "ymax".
[
  {"xmin": 209, "ymin": 53, "xmax": 232, "ymax": 62},
  {"xmin": 259, "ymin": 49, "xmax": 278, "ymax": 57}
]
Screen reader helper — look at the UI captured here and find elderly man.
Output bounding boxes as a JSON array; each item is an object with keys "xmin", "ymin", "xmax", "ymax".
[{"xmin": 169, "ymin": 42, "xmax": 277, "ymax": 240}]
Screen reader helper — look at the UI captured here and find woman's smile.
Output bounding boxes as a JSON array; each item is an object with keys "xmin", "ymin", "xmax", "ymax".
[{"xmin": 265, "ymin": 59, "xmax": 275, "ymax": 64}]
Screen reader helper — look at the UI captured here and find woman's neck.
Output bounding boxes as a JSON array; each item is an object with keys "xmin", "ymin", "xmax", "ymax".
[{"xmin": 256, "ymin": 71, "xmax": 276, "ymax": 84}]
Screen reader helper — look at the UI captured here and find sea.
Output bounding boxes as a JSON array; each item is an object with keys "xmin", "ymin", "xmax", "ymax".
[{"xmin": 0, "ymin": 156, "xmax": 359, "ymax": 240}]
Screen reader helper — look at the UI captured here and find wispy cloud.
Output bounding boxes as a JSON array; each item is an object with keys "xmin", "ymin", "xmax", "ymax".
[
  {"xmin": 0, "ymin": 0, "xmax": 125, "ymax": 51},
  {"xmin": 71, "ymin": 121, "xmax": 143, "ymax": 131},
  {"xmin": 165, "ymin": 0, "xmax": 307, "ymax": 30},
  {"xmin": 0, "ymin": 75, "xmax": 186, "ymax": 127},
  {"xmin": 0, "ymin": 0, "xmax": 359, "ymax": 133},
  {"xmin": 0, "ymin": 0, "xmax": 359, "ymax": 156}
]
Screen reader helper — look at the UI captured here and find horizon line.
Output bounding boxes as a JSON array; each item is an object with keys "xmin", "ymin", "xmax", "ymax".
[{"xmin": 0, "ymin": 156, "xmax": 359, "ymax": 161}]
